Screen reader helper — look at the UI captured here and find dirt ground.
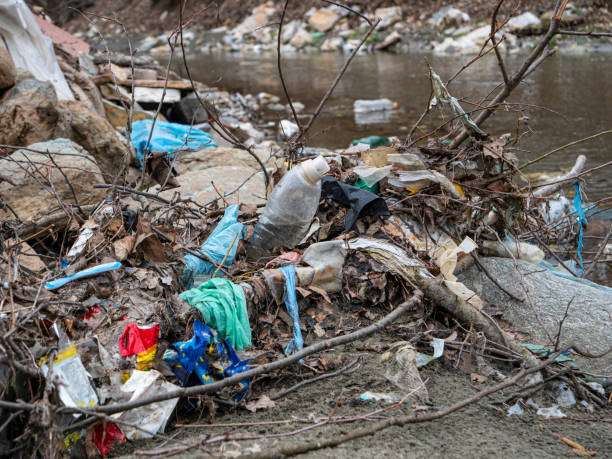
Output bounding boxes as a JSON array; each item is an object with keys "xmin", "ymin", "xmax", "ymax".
[{"xmin": 113, "ymin": 320, "xmax": 612, "ymax": 458}]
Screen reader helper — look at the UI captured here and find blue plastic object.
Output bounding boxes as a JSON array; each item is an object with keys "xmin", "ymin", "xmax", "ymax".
[
  {"xmin": 162, "ymin": 321, "xmax": 251, "ymax": 402},
  {"xmin": 131, "ymin": 120, "xmax": 216, "ymax": 167},
  {"xmin": 573, "ymin": 180, "xmax": 588, "ymax": 275},
  {"xmin": 45, "ymin": 262, "xmax": 122, "ymax": 290},
  {"xmin": 278, "ymin": 265, "xmax": 303, "ymax": 356},
  {"xmin": 183, "ymin": 205, "xmax": 246, "ymax": 287}
]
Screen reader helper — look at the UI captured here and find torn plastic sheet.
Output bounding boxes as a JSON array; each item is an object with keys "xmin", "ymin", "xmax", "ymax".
[
  {"xmin": 431, "ymin": 236, "xmax": 483, "ymax": 309},
  {"xmin": 359, "ymin": 391, "xmax": 399, "ymax": 403},
  {"xmin": 353, "ymin": 165, "xmax": 393, "ymax": 188},
  {"xmin": 65, "ymin": 227, "xmax": 94, "ymax": 262},
  {"xmin": 162, "ymin": 321, "xmax": 251, "ymax": 402},
  {"xmin": 279, "ymin": 264, "xmax": 303, "ymax": 355},
  {"xmin": 302, "ymin": 240, "xmax": 347, "ymax": 293},
  {"xmin": 182, "ymin": 205, "xmax": 245, "ymax": 287},
  {"xmin": 388, "ymin": 169, "xmax": 462, "ymax": 199},
  {"xmin": 90, "ymin": 421, "xmax": 126, "ymax": 457},
  {"xmin": 416, "ymin": 338, "xmax": 445, "ymax": 367},
  {"xmin": 321, "ymin": 176, "xmax": 390, "ymax": 231},
  {"xmin": 40, "ymin": 325, "xmax": 98, "ymax": 416},
  {"xmin": 380, "ymin": 342, "xmax": 429, "ymax": 402},
  {"xmin": 429, "ymin": 66, "xmax": 486, "ymax": 137},
  {"xmin": 348, "ymin": 237, "xmax": 432, "ymax": 279},
  {"xmin": 507, "ymin": 402, "xmax": 524, "ymax": 416},
  {"xmin": 112, "ymin": 370, "xmax": 180, "ymax": 440},
  {"xmin": 0, "ymin": 0, "xmax": 73, "ymax": 99}
]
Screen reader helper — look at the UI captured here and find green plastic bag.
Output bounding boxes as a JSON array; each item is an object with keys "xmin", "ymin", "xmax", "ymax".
[{"xmin": 180, "ymin": 278, "xmax": 251, "ymax": 350}]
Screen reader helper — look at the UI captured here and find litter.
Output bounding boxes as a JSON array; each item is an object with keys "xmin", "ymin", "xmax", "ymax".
[
  {"xmin": 415, "ymin": 338, "xmax": 445, "ymax": 368},
  {"xmin": 45, "ymin": 261, "xmax": 122, "ymax": 290},
  {"xmin": 183, "ymin": 204, "xmax": 246, "ymax": 287},
  {"xmin": 380, "ymin": 342, "xmax": 429, "ymax": 402},
  {"xmin": 118, "ymin": 323, "xmax": 160, "ymax": 372},
  {"xmin": 507, "ymin": 402, "xmax": 524, "ymax": 416},
  {"xmin": 350, "ymin": 135, "xmax": 389, "ymax": 148},
  {"xmin": 359, "ymin": 391, "xmax": 399, "ymax": 403},
  {"xmin": 131, "ymin": 119, "xmax": 217, "ymax": 167},
  {"xmin": 321, "ymin": 177, "xmax": 390, "ymax": 231},
  {"xmin": 279, "ymin": 264, "xmax": 303, "ymax": 355},
  {"xmin": 179, "ymin": 278, "xmax": 251, "ymax": 351}
]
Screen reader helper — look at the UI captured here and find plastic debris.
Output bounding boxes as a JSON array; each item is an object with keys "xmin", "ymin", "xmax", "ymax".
[
  {"xmin": 380, "ymin": 342, "xmax": 429, "ymax": 402},
  {"xmin": 45, "ymin": 261, "xmax": 122, "ymax": 290},
  {"xmin": 279, "ymin": 264, "xmax": 303, "ymax": 355},
  {"xmin": 321, "ymin": 176, "xmax": 390, "ymax": 231},
  {"xmin": 247, "ymin": 156, "xmax": 329, "ymax": 258},
  {"xmin": 350, "ymin": 136, "xmax": 389, "ymax": 148},
  {"xmin": 555, "ymin": 381, "xmax": 577, "ymax": 407},
  {"xmin": 573, "ymin": 180, "xmax": 588, "ymax": 274},
  {"xmin": 353, "ymin": 99, "xmax": 394, "ymax": 113},
  {"xmin": 65, "ymin": 227, "xmax": 94, "ymax": 262},
  {"xmin": 162, "ymin": 321, "xmax": 251, "ymax": 401},
  {"xmin": 131, "ymin": 119, "xmax": 217, "ymax": 167},
  {"xmin": 180, "ymin": 278, "xmax": 251, "ymax": 350},
  {"xmin": 353, "ymin": 165, "xmax": 393, "ymax": 188},
  {"xmin": 302, "ymin": 240, "xmax": 347, "ymax": 293},
  {"xmin": 536, "ymin": 405, "xmax": 566, "ymax": 419},
  {"xmin": 416, "ymin": 338, "xmax": 445, "ymax": 368},
  {"xmin": 183, "ymin": 204, "xmax": 246, "ymax": 287},
  {"xmin": 111, "ymin": 370, "xmax": 180, "ymax": 439},
  {"xmin": 480, "ymin": 240, "xmax": 544, "ymax": 264},
  {"xmin": 507, "ymin": 402, "xmax": 525, "ymax": 416},
  {"xmin": 41, "ymin": 325, "xmax": 98, "ymax": 413},
  {"xmin": 90, "ymin": 421, "xmax": 126, "ymax": 457},
  {"xmin": 119, "ymin": 323, "xmax": 160, "ymax": 372},
  {"xmin": 359, "ymin": 391, "xmax": 399, "ymax": 403}
]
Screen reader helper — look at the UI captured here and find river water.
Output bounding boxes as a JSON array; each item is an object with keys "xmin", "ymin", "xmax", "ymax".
[{"xmin": 183, "ymin": 49, "xmax": 611, "ymax": 201}]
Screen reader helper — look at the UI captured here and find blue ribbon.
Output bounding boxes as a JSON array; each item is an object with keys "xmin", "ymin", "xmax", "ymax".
[
  {"xmin": 573, "ymin": 180, "xmax": 588, "ymax": 275},
  {"xmin": 278, "ymin": 265, "xmax": 303, "ymax": 356}
]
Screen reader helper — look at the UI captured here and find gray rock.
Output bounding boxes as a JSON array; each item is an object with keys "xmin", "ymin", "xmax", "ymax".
[
  {"xmin": 0, "ymin": 139, "xmax": 105, "ymax": 220},
  {"xmin": 171, "ymin": 91, "xmax": 207, "ymax": 124},
  {"xmin": 459, "ymin": 257, "xmax": 612, "ymax": 372}
]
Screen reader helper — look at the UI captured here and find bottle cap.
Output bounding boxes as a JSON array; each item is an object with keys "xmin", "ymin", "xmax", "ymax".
[{"xmin": 301, "ymin": 155, "xmax": 330, "ymax": 185}]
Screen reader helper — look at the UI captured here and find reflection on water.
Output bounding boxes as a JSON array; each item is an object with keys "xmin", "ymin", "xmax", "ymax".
[{"xmin": 181, "ymin": 50, "xmax": 611, "ymax": 200}]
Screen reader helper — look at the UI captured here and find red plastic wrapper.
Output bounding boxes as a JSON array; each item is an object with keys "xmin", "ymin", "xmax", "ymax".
[
  {"xmin": 119, "ymin": 323, "xmax": 160, "ymax": 357},
  {"xmin": 92, "ymin": 421, "xmax": 126, "ymax": 457}
]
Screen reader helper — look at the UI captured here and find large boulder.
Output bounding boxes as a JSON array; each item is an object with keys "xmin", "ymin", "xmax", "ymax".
[
  {"xmin": 54, "ymin": 100, "xmax": 127, "ymax": 176},
  {"xmin": 375, "ymin": 7, "xmax": 403, "ymax": 29},
  {"xmin": 506, "ymin": 12, "xmax": 542, "ymax": 35},
  {"xmin": 0, "ymin": 139, "xmax": 106, "ymax": 220},
  {"xmin": 0, "ymin": 45, "xmax": 16, "ymax": 89},
  {"xmin": 171, "ymin": 91, "xmax": 207, "ymax": 125},
  {"xmin": 459, "ymin": 257, "xmax": 612, "ymax": 373},
  {"xmin": 429, "ymin": 6, "xmax": 470, "ymax": 29},
  {"xmin": 0, "ymin": 79, "xmax": 59, "ymax": 150},
  {"xmin": 308, "ymin": 8, "xmax": 338, "ymax": 32}
]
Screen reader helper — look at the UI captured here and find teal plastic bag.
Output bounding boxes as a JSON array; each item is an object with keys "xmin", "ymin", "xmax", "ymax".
[
  {"xmin": 180, "ymin": 278, "xmax": 251, "ymax": 351},
  {"xmin": 131, "ymin": 120, "xmax": 216, "ymax": 167},
  {"xmin": 183, "ymin": 205, "xmax": 245, "ymax": 287}
]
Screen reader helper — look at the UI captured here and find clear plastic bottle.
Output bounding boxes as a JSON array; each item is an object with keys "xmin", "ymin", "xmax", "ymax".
[{"xmin": 247, "ymin": 156, "xmax": 330, "ymax": 259}]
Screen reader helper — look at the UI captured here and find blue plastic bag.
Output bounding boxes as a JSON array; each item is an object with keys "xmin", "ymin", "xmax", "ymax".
[
  {"xmin": 162, "ymin": 321, "xmax": 251, "ymax": 402},
  {"xmin": 279, "ymin": 265, "xmax": 303, "ymax": 356},
  {"xmin": 183, "ymin": 205, "xmax": 246, "ymax": 287},
  {"xmin": 131, "ymin": 120, "xmax": 216, "ymax": 167}
]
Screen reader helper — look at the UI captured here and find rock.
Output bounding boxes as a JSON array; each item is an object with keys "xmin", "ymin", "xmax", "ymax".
[
  {"xmin": 281, "ymin": 20, "xmax": 302, "ymax": 44},
  {"xmin": 540, "ymin": 9, "xmax": 584, "ymax": 29},
  {"xmin": 321, "ymin": 37, "xmax": 343, "ymax": 52},
  {"xmin": 434, "ymin": 26, "xmax": 504, "ymax": 55},
  {"xmin": 289, "ymin": 28, "xmax": 312, "ymax": 49},
  {"xmin": 233, "ymin": 13, "xmax": 268, "ymax": 36},
  {"xmin": 171, "ymin": 91, "xmax": 207, "ymax": 124},
  {"xmin": 0, "ymin": 45, "xmax": 17, "ymax": 89},
  {"xmin": 278, "ymin": 119, "xmax": 299, "ymax": 139},
  {"xmin": 375, "ymin": 31, "xmax": 401, "ymax": 51},
  {"xmin": 507, "ymin": 12, "xmax": 542, "ymax": 35},
  {"xmin": 459, "ymin": 257, "xmax": 612, "ymax": 373},
  {"xmin": 77, "ymin": 52, "xmax": 97, "ymax": 76},
  {"xmin": 159, "ymin": 146, "xmax": 268, "ymax": 206},
  {"xmin": 308, "ymin": 8, "xmax": 338, "ymax": 32},
  {"xmin": 55, "ymin": 100, "xmax": 127, "ymax": 175},
  {"xmin": 0, "ymin": 139, "xmax": 105, "ymax": 220},
  {"xmin": 0, "ymin": 79, "xmax": 59, "ymax": 150},
  {"xmin": 290, "ymin": 102, "xmax": 305, "ymax": 114},
  {"xmin": 429, "ymin": 6, "xmax": 470, "ymax": 29},
  {"xmin": 354, "ymin": 99, "xmax": 394, "ymax": 113},
  {"xmin": 375, "ymin": 7, "xmax": 403, "ymax": 29},
  {"xmin": 102, "ymin": 100, "xmax": 150, "ymax": 128},
  {"xmin": 132, "ymin": 68, "xmax": 158, "ymax": 80},
  {"xmin": 133, "ymin": 87, "xmax": 181, "ymax": 104}
]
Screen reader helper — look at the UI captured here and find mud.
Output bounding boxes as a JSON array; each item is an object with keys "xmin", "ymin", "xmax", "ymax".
[{"xmin": 115, "ymin": 324, "xmax": 612, "ymax": 458}]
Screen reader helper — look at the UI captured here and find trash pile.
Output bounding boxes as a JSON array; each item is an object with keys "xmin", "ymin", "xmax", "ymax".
[{"xmin": 1, "ymin": 1, "xmax": 611, "ymax": 457}]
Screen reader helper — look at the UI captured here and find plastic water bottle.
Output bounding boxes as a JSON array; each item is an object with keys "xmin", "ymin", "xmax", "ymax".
[{"xmin": 247, "ymin": 156, "xmax": 330, "ymax": 259}]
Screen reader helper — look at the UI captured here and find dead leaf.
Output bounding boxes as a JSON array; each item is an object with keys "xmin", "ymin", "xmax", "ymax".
[
  {"xmin": 444, "ymin": 330, "xmax": 458, "ymax": 342},
  {"xmin": 313, "ymin": 323, "xmax": 326, "ymax": 338},
  {"xmin": 483, "ymin": 141, "xmax": 504, "ymax": 159},
  {"xmin": 308, "ymin": 286, "xmax": 332, "ymax": 304},
  {"xmin": 558, "ymin": 436, "xmax": 597, "ymax": 456},
  {"xmin": 134, "ymin": 219, "xmax": 167, "ymax": 262},
  {"xmin": 245, "ymin": 395, "xmax": 276, "ymax": 413},
  {"xmin": 114, "ymin": 236, "xmax": 135, "ymax": 261},
  {"xmin": 296, "ymin": 286, "xmax": 313, "ymax": 298},
  {"xmin": 471, "ymin": 373, "xmax": 488, "ymax": 384}
]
